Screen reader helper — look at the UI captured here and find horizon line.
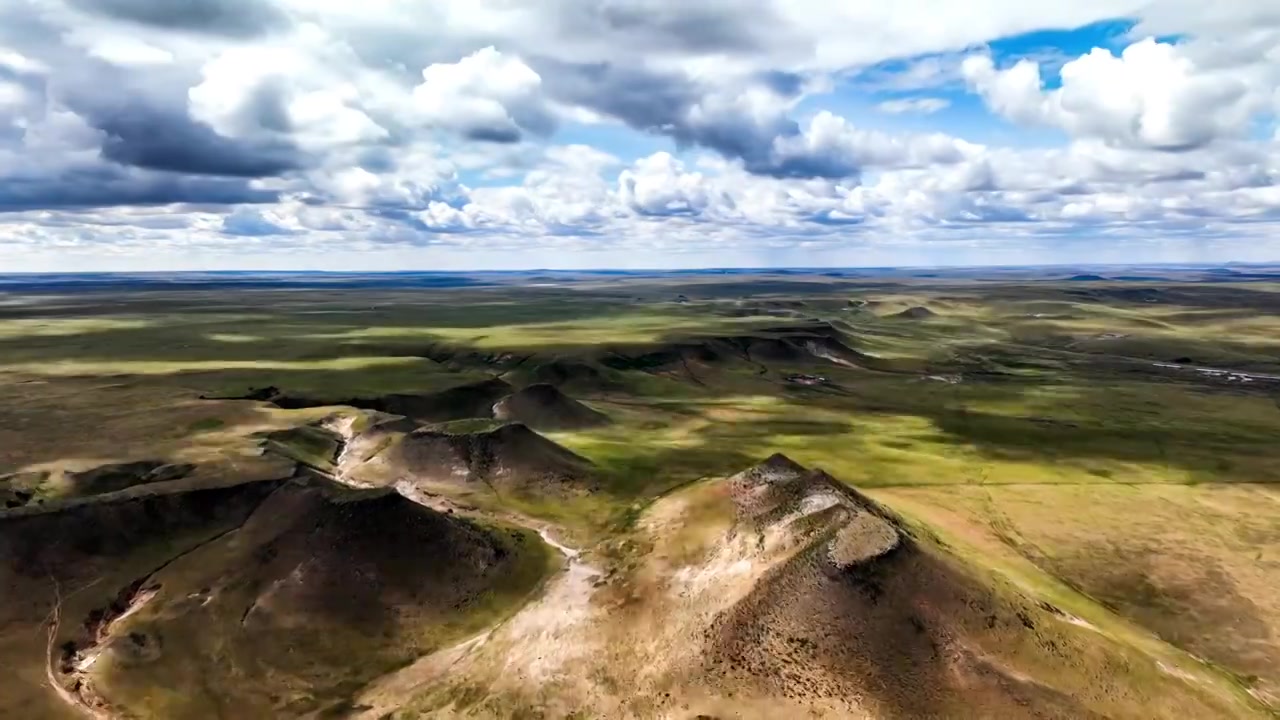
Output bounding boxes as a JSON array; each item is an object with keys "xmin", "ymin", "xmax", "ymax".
[{"xmin": 0, "ymin": 261, "xmax": 1275, "ymax": 276}]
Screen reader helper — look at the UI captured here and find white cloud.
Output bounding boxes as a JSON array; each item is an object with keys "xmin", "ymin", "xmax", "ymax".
[
  {"xmin": 875, "ymin": 97, "xmax": 951, "ymax": 114},
  {"xmin": 304, "ymin": 144, "xmax": 462, "ymax": 209},
  {"xmin": 0, "ymin": 47, "xmax": 47, "ymax": 75},
  {"xmin": 963, "ymin": 36, "xmax": 1276, "ymax": 150},
  {"xmin": 84, "ymin": 37, "xmax": 174, "ymax": 66},
  {"xmin": 188, "ymin": 26, "xmax": 390, "ymax": 151},
  {"xmin": 0, "ymin": 0, "xmax": 1278, "ymax": 268},
  {"xmin": 0, "ymin": 80, "xmax": 28, "ymax": 113},
  {"xmin": 770, "ymin": 112, "xmax": 978, "ymax": 174},
  {"xmin": 618, "ymin": 152, "xmax": 721, "ymax": 216},
  {"xmin": 413, "ymin": 47, "xmax": 556, "ymax": 142}
]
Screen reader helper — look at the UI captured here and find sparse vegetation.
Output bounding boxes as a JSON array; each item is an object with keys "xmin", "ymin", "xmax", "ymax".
[{"xmin": 4, "ymin": 270, "xmax": 1280, "ymax": 718}]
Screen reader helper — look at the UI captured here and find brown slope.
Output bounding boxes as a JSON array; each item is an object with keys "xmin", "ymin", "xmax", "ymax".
[
  {"xmin": 0, "ymin": 479, "xmax": 283, "ymax": 720},
  {"xmin": 894, "ymin": 305, "xmax": 938, "ymax": 320},
  {"xmin": 698, "ymin": 456, "xmax": 1236, "ymax": 719},
  {"xmin": 705, "ymin": 537, "xmax": 1098, "ymax": 719},
  {"xmin": 370, "ymin": 378, "xmax": 514, "ymax": 422},
  {"xmin": 383, "ymin": 422, "xmax": 596, "ymax": 493},
  {"xmin": 360, "ymin": 456, "xmax": 1257, "ymax": 719},
  {"xmin": 492, "ymin": 384, "xmax": 611, "ymax": 431},
  {"xmin": 595, "ymin": 321, "xmax": 877, "ymax": 373},
  {"xmin": 263, "ymin": 378, "xmax": 515, "ymax": 423},
  {"xmin": 526, "ymin": 359, "xmax": 608, "ymax": 388},
  {"xmin": 82, "ymin": 478, "xmax": 552, "ymax": 719}
]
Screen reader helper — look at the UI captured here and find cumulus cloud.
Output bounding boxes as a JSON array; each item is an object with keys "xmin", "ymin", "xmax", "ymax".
[
  {"xmin": 557, "ymin": 75, "xmax": 970, "ymax": 179},
  {"xmin": 963, "ymin": 37, "xmax": 1273, "ymax": 150},
  {"xmin": 188, "ymin": 26, "xmax": 390, "ymax": 151},
  {"xmin": 0, "ymin": 0, "xmax": 1278, "ymax": 268},
  {"xmin": 767, "ymin": 112, "xmax": 977, "ymax": 177},
  {"xmin": 619, "ymin": 152, "xmax": 724, "ymax": 216},
  {"xmin": 413, "ymin": 48, "xmax": 556, "ymax": 143},
  {"xmin": 97, "ymin": 103, "xmax": 303, "ymax": 176}
]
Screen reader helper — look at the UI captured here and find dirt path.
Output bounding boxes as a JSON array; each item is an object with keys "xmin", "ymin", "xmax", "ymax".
[
  {"xmin": 54, "ymin": 581, "xmax": 162, "ymax": 718},
  {"xmin": 44, "ymin": 578, "xmax": 113, "ymax": 720}
]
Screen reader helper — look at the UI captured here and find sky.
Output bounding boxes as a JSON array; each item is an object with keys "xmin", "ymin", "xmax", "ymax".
[{"xmin": 1, "ymin": 1, "xmax": 1279, "ymax": 271}]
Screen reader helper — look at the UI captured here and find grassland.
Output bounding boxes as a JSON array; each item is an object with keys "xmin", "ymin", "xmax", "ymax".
[{"xmin": 3, "ymin": 270, "xmax": 1280, "ymax": 717}]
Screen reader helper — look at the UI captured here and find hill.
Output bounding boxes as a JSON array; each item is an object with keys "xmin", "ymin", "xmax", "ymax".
[
  {"xmin": 371, "ymin": 378, "xmax": 514, "ymax": 422},
  {"xmin": 0, "ymin": 479, "xmax": 284, "ymax": 719},
  {"xmin": 597, "ymin": 321, "xmax": 877, "ymax": 373},
  {"xmin": 389, "ymin": 456, "xmax": 1253, "ymax": 719},
  {"xmin": 58, "ymin": 478, "xmax": 553, "ymax": 718},
  {"xmin": 260, "ymin": 379, "xmax": 516, "ymax": 423},
  {"xmin": 492, "ymin": 384, "xmax": 611, "ymax": 430},
  {"xmin": 892, "ymin": 306, "xmax": 937, "ymax": 320},
  {"xmin": 381, "ymin": 422, "xmax": 596, "ymax": 493},
  {"xmin": 517, "ymin": 358, "xmax": 611, "ymax": 389}
]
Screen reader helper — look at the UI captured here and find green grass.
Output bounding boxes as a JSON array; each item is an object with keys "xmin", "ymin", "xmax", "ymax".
[
  {"xmin": 429, "ymin": 418, "xmax": 511, "ymax": 434},
  {"xmin": 264, "ymin": 425, "xmax": 343, "ymax": 472},
  {"xmin": 5, "ymin": 277, "xmax": 1280, "ymax": 717},
  {"xmin": 297, "ymin": 310, "xmax": 783, "ymax": 349},
  {"xmin": 0, "ymin": 482, "xmax": 278, "ymax": 720},
  {"xmin": 92, "ymin": 508, "xmax": 559, "ymax": 720},
  {"xmin": 186, "ymin": 417, "xmax": 226, "ymax": 432},
  {"xmin": 874, "ymin": 485, "xmax": 1276, "ymax": 713}
]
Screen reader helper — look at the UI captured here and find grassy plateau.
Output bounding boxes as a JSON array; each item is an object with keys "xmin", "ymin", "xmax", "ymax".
[{"xmin": 2, "ymin": 267, "xmax": 1280, "ymax": 718}]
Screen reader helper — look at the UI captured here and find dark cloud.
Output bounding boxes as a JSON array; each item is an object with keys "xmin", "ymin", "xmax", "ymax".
[
  {"xmin": 464, "ymin": 125, "xmax": 523, "ymax": 144},
  {"xmin": 692, "ymin": 106, "xmax": 791, "ymax": 151},
  {"xmin": 460, "ymin": 109, "xmax": 556, "ymax": 144},
  {"xmin": 368, "ymin": 206, "xmax": 478, "ymax": 235},
  {"xmin": 537, "ymin": 59, "xmax": 860, "ymax": 179},
  {"xmin": 337, "ymin": 0, "xmax": 797, "ymax": 88},
  {"xmin": 11, "ymin": 37, "xmax": 301, "ymax": 179},
  {"xmin": 1151, "ymin": 169, "xmax": 1208, "ymax": 183},
  {"xmin": 755, "ymin": 70, "xmax": 806, "ymax": 96},
  {"xmin": 548, "ymin": 0, "xmax": 790, "ymax": 56},
  {"xmin": 538, "ymin": 60, "xmax": 700, "ymax": 133},
  {"xmin": 677, "ymin": 115, "xmax": 797, "ymax": 172},
  {"xmin": 67, "ymin": 0, "xmax": 289, "ymax": 38},
  {"xmin": 0, "ymin": 19, "xmax": 295, "ymax": 213},
  {"xmin": 96, "ymin": 109, "xmax": 301, "ymax": 177},
  {"xmin": 751, "ymin": 153, "xmax": 860, "ymax": 180},
  {"xmin": 355, "ymin": 146, "xmax": 397, "ymax": 173},
  {"xmin": 243, "ymin": 79, "xmax": 295, "ymax": 134},
  {"xmin": 0, "ymin": 165, "xmax": 278, "ymax": 212},
  {"xmin": 540, "ymin": 62, "xmax": 757, "ymax": 152},
  {"xmin": 65, "ymin": 93, "xmax": 302, "ymax": 177}
]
